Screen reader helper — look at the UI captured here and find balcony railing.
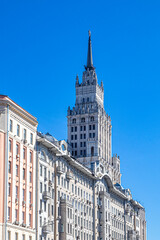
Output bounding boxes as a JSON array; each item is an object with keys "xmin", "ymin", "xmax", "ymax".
[{"xmin": 43, "ymin": 191, "xmax": 51, "ymax": 200}]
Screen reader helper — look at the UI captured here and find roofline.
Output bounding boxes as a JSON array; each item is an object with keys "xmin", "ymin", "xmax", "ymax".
[{"xmin": 0, "ymin": 95, "xmax": 38, "ymax": 125}]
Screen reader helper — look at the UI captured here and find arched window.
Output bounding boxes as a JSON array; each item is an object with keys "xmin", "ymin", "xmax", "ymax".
[
  {"xmin": 91, "ymin": 147, "xmax": 94, "ymax": 157},
  {"xmin": 72, "ymin": 118, "xmax": 76, "ymax": 124},
  {"xmin": 81, "ymin": 118, "xmax": 85, "ymax": 123},
  {"xmin": 90, "ymin": 116, "xmax": 94, "ymax": 122}
]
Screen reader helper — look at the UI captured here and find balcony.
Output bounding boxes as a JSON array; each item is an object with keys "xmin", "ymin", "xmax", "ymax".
[
  {"xmin": 42, "ymin": 224, "xmax": 52, "ymax": 234},
  {"xmin": 56, "ymin": 166, "xmax": 64, "ymax": 174},
  {"xmin": 66, "ymin": 171, "xmax": 73, "ymax": 180},
  {"xmin": 43, "ymin": 191, "xmax": 51, "ymax": 200}
]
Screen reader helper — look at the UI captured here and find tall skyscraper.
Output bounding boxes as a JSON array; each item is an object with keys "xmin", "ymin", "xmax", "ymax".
[{"xmin": 67, "ymin": 31, "xmax": 121, "ymax": 184}]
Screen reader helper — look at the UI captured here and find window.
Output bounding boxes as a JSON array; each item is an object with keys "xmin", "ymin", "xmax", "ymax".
[
  {"xmin": 8, "ymin": 231, "xmax": 11, "ymax": 240},
  {"xmin": 75, "ymin": 126, "xmax": 77, "ymax": 132},
  {"xmin": 8, "ymin": 161, "xmax": 11, "ymax": 173},
  {"xmin": 22, "ymin": 212, "xmax": 25, "ymax": 222},
  {"xmin": 15, "ymin": 209, "xmax": 18, "ymax": 221},
  {"xmin": 80, "ymin": 134, "xmax": 82, "ymax": 139},
  {"xmin": 84, "ymin": 126, "xmax": 86, "ymax": 131},
  {"xmin": 89, "ymin": 125, "xmax": 91, "ymax": 130},
  {"xmin": 15, "ymin": 233, "xmax": 18, "ymax": 240},
  {"xmin": 22, "ymin": 189, "xmax": 25, "ymax": 201},
  {"xmin": 80, "ymin": 126, "xmax": 82, "ymax": 131},
  {"xmin": 8, "ymin": 207, "xmax": 10, "ymax": 220},
  {"xmin": 30, "ymin": 152, "xmax": 32, "ymax": 163},
  {"xmin": 22, "ymin": 234, "xmax": 25, "ymax": 240},
  {"xmin": 10, "ymin": 120, "xmax": 13, "ymax": 132},
  {"xmin": 16, "ymin": 144, "xmax": 19, "ymax": 155},
  {"xmin": 16, "ymin": 165, "xmax": 18, "ymax": 176},
  {"xmin": 84, "ymin": 134, "xmax": 86, "ymax": 139},
  {"xmin": 91, "ymin": 116, "xmax": 94, "ymax": 122},
  {"xmin": 8, "ymin": 183, "xmax": 11, "ymax": 196},
  {"xmin": 23, "ymin": 168, "xmax": 25, "ymax": 180},
  {"xmin": 93, "ymin": 124, "xmax": 95, "ymax": 130},
  {"xmin": 29, "ymin": 237, "xmax": 32, "ymax": 240},
  {"xmin": 23, "ymin": 129, "xmax": 26, "ymax": 140},
  {"xmin": 71, "ymin": 127, "xmax": 73, "ymax": 132},
  {"xmin": 84, "ymin": 142, "xmax": 86, "ymax": 147},
  {"xmin": 81, "ymin": 118, "xmax": 85, "ymax": 123},
  {"xmin": 9, "ymin": 140, "xmax": 12, "ymax": 152},
  {"xmin": 40, "ymin": 182, "xmax": 42, "ymax": 193},
  {"xmin": 75, "ymin": 143, "xmax": 77, "ymax": 148},
  {"xmin": 71, "ymin": 135, "xmax": 73, "ymax": 140},
  {"xmin": 93, "ymin": 133, "xmax": 95, "ymax": 138},
  {"xmin": 40, "ymin": 165, "xmax": 42, "ymax": 176},
  {"xmin": 29, "ymin": 192, "xmax": 31, "ymax": 204},
  {"xmin": 30, "ymin": 133, "xmax": 33, "ymax": 144},
  {"xmin": 29, "ymin": 214, "xmax": 31, "ymax": 226},
  {"xmin": 17, "ymin": 125, "xmax": 20, "ymax": 136},
  {"xmin": 23, "ymin": 148, "xmax": 25, "ymax": 159},
  {"xmin": 29, "ymin": 172, "xmax": 32, "ymax": 182},
  {"xmin": 72, "ymin": 118, "xmax": 76, "ymax": 124},
  {"xmin": 75, "ymin": 135, "xmax": 77, "ymax": 140}
]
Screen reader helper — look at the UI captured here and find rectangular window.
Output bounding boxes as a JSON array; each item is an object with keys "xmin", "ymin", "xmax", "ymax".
[
  {"xmin": 23, "ymin": 129, "xmax": 26, "ymax": 140},
  {"xmin": 84, "ymin": 126, "xmax": 86, "ymax": 131},
  {"xmin": 9, "ymin": 140, "xmax": 12, "ymax": 152},
  {"xmin": 15, "ymin": 232, "xmax": 18, "ymax": 240},
  {"xmin": 29, "ymin": 172, "xmax": 32, "ymax": 183},
  {"xmin": 16, "ymin": 165, "xmax": 18, "ymax": 176},
  {"xmin": 8, "ymin": 207, "xmax": 10, "ymax": 220},
  {"xmin": 22, "ymin": 234, "xmax": 25, "ymax": 240},
  {"xmin": 29, "ymin": 192, "xmax": 31, "ymax": 204},
  {"xmin": 8, "ymin": 231, "xmax": 11, "ymax": 240},
  {"xmin": 22, "ymin": 189, "xmax": 25, "ymax": 201},
  {"xmin": 23, "ymin": 148, "xmax": 25, "ymax": 159},
  {"xmin": 75, "ymin": 142, "xmax": 77, "ymax": 148},
  {"xmin": 84, "ymin": 142, "xmax": 86, "ymax": 147},
  {"xmin": 17, "ymin": 124, "xmax": 20, "ymax": 136},
  {"xmin": 75, "ymin": 126, "xmax": 77, "ymax": 132},
  {"xmin": 71, "ymin": 135, "xmax": 73, "ymax": 140},
  {"xmin": 29, "ymin": 214, "xmax": 31, "ymax": 226},
  {"xmin": 93, "ymin": 124, "xmax": 95, "ymax": 130},
  {"xmin": 22, "ymin": 212, "xmax": 25, "ymax": 222},
  {"xmin": 16, "ymin": 144, "xmax": 19, "ymax": 155},
  {"xmin": 8, "ymin": 161, "xmax": 11, "ymax": 173},
  {"xmin": 30, "ymin": 133, "xmax": 33, "ymax": 144},
  {"xmin": 40, "ymin": 165, "xmax": 42, "ymax": 176},
  {"xmin": 40, "ymin": 182, "xmax": 42, "ymax": 193},
  {"xmin": 84, "ymin": 134, "xmax": 86, "ymax": 139},
  {"xmin": 10, "ymin": 120, "xmax": 13, "ymax": 132},
  {"xmin": 23, "ymin": 168, "xmax": 25, "ymax": 180},
  {"xmin": 71, "ymin": 127, "xmax": 73, "ymax": 132},
  {"xmin": 93, "ymin": 133, "xmax": 95, "ymax": 138},
  {"xmin": 30, "ymin": 152, "xmax": 32, "ymax": 163},
  {"xmin": 75, "ymin": 135, "xmax": 77, "ymax": 140},
  {"xmin": 15, "ymin": 209, "xmax": 18, "ymax": 221},
  {"xmin": 8, "ymin": 183, "xmax": 11, "ymax": 196},
  {"xmin": 89, "ymin": 125, "xmax": 91, "ymax": 130}
]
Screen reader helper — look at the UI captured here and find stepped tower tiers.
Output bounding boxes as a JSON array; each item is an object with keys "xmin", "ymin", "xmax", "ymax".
[{"xmin": 67, "ymin": 31, "xmax": 121, "ymax": 184}]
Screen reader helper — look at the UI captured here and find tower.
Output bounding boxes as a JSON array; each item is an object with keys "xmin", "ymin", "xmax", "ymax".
[{"xmin": 67, "ymin": 31, "xmax": 116, "ymax": 178}]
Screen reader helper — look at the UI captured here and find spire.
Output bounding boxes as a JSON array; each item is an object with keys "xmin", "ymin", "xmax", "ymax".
[{"xmin": 85, "ymin": 30, "xmax": 95, "ymax": 70}]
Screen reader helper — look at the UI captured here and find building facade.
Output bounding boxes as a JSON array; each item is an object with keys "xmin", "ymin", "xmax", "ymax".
[
  {"xmin": 0, "ymin": 32, "xmax": 146, "ymax": 240},
  {"xmin": 0, "ymin": 95, "xmax": 38, "ymax": 240}
]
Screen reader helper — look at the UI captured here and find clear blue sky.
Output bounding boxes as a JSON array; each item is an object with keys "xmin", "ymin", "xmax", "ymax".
[{"xmin": 0, "ymin": 0, "xmax": 160, "ymax": 238}]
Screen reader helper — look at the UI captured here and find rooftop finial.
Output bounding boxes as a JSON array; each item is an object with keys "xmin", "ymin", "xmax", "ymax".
[{"xmin": 85, "ymin": 30, "xmax": 95, "ymax": 70}]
